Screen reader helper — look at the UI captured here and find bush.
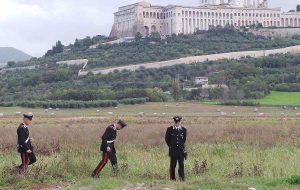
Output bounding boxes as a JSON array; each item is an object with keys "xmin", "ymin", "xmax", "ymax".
[
  {"xmin": 145, "ymin": 88, "xmax": 169, "ymax": 102},
  {"xmin": 0, "ymin": 100, "xmax": 119, "ymax": 108},
  {"xmin": 274, "ymin": 83, "xmax": 300, "ymax": 92},
  {"xmin": 220, "ymin": 100, "xmax": 260, "ymax": 107},
  {"xmin": 118, "ymin": 97, "xmax": 148, "ymax": 105},
  {"xmin": 286, "ymin": 175, "xmax": 300, "ymax": 185}
]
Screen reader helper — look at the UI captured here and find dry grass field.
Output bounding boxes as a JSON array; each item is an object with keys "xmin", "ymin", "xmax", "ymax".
[{"xmin": 1, "ymin": 102, "xmax": 300, "ymax": 190}]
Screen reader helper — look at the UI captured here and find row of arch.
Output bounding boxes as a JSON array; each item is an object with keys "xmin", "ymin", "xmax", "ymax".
[
  {"xmin": 144, "ymin": 25, "xmax": 157, "ymax": 36},
  {"xmin": 143, "ymin": 11, "xmax": 173, "ymax": 19},
  {"xmin": 142, "ymin": 10, "xmax": 282, "ymax": 20},
  {"xmin": 181, "ymin": 18, "xmax": 300, "ymax": 34},
  {"xmin": 281, "ymin": 18, "xmax": 300, "ymax": 27},
  {"xmin": 181, "ymin": 10, "xmax": 280, "ymax": 19},
  {"xmin": 144, "ymin": 22, "xmax": 173, "ymax": 36}
]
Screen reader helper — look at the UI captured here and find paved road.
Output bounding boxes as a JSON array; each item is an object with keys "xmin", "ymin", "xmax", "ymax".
[{"xmin": 78, "ymin": 45, "xmax": 300, "ymax": 76}]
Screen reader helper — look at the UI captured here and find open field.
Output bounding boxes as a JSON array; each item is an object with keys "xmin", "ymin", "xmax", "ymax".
[
  {"xmin": 1, "ymin": 102, "xmax": 300, "ymax": 190},
  {"xmin": 257, "ymin": 91, "xmax": 300, "ymax": 107}
]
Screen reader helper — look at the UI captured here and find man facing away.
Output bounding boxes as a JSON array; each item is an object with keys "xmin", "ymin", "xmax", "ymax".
[
  {"xmin": 17, "ymin": 113, "xmax": 37, "ymax": 174},
  {"xmin": 165, "ymin": 116, "xmax": 187, "ymax": 181},
  {"xmin": 91, "ymin": 120, "xmax": 127, "ymax": 178}
]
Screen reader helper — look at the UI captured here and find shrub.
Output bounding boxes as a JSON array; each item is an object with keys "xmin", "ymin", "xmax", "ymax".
[
  {"xmin": 220, "ymin": 100, "xmax": 260, "ymax": 107},
  {"xmin": 286, "ymin": 175, "xmax": 300, "ymax": 185},
  {"xmin": 0, "ymin": 100, "xmax": 119, "ymax": 108},
  {"xmin": 118, "ymin": 97, "xmax": 148, "ymax": 105}
]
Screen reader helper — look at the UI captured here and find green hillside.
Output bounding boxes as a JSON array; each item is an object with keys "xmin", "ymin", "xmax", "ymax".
[
  {"xmin": 0, "ymin": 47, "xmax": 31, "ymax": 63},
  {"xmin": 20, "ymin": 28, "xmax": 300, "ymax": 69},
  {"xmin": 1, "ymin": 29, "xmax": 300, "ymax": 107}
]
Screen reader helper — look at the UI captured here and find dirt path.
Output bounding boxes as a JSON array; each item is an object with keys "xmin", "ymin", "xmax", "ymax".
[
  {"xmin": 33, "ymin": 180, "xmax": 76, "ymax": 190},
  {"xmin": 78, "ymin": 45, "xmax": 300, "ymax": 76},
  {"xmin": 121, "ymin": 183, "xmax": 174, "ymax": 190}
]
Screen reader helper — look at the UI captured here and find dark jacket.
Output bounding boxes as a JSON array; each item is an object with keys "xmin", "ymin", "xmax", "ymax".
[
  {"xmin": 165, "ymin": 126, "xmax": 187, "ymax": 157},
  {"xmin": 100, "ymin": 124, "xmax": 117, "ymax": 153},
  {"xmin": 17, "ymin": 123, "xmax": 32, "ymax": 153}
]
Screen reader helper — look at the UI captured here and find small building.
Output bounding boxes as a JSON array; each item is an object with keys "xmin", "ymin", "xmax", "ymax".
[
  {"xmin": 183, "ymin": 87, "xmax": 199, "ymax": 92},
  {"xmin": 195, "ymin": 77, "xmax": 209, "ymax": 85},
  {"xmin": 202, "ymin": 84, "xmax": 228, "ymax": 89}
]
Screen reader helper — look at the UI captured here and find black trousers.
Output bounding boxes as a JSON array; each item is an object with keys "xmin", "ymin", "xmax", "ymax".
[
  {"xmin": 19, "ymin": 152, "xmax": 37, "ymax": 174},
  {"xmin": 92, "ymin": 151, "xmax": 117, "ymax": 176},
  {"xmin": 170, "ymin": 154, "xmax": 185, "ymax": 181}
]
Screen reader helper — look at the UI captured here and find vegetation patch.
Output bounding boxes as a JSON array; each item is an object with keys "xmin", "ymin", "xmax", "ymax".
[{"xmin": 257, "ymin": 91, "xmax": 300, "ymax": 106}]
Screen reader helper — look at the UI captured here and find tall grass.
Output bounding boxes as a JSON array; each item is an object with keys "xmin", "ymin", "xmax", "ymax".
[{"xmin": 1, "ymin": 105, "xmax": 300, "ymax": 189}]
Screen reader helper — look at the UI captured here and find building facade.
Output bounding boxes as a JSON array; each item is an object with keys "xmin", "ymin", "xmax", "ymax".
[{"xmin": 109, "ymin": 1, "xmax": 300, "ymax": 38}]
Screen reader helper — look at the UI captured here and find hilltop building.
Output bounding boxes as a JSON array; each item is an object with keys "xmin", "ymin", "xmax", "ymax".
[{"xmin": 110, "ymin": 1, "xmax": 300, "ymax": 38}]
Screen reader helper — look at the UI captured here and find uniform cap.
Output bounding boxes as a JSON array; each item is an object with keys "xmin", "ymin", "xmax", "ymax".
[
  {"xmin": 118, "ymin": 120, "xmax": 127, "ymax": 128},
  {"xmin": 173, "ymin": 116, "xmax": 182, "ymax": 123},
  {"xmin": 23, "ymin": 113, "xmax": 33, "ymax": 121}
]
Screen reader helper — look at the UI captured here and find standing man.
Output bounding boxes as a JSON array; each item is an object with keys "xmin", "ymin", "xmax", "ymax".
[
  {"xmin": 17, "ymin": 113, "xmax": 37, "ymax": 175},
  {"xmin": 165, "ymin": 116, "xmax": 187, "ymax": 181},
  {"xmin": 91, "ymin": 120, "xmax": 127, "ymax": 178}
]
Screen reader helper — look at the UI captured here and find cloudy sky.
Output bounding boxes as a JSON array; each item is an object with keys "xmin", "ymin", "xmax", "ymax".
[{"xmin": 0, "ymin": 0, "xmax": 297, "ymax": 57}]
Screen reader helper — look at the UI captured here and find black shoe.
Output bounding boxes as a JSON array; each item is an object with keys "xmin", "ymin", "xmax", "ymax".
[{"xmin": 91, "ymin": 173, "xmax": 98, "ymax": 178}]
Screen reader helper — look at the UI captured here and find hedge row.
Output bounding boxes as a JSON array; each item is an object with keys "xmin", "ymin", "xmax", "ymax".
[
  {"xmin": 118, "ymin": 97, "xmax": 148, "ymax": 105},
  {"xmin": 220, "ymin": 100, "xmax": 260, "ymax": 107},
  {"xmin": 0, "ymin": 98, "xmax": 148, "ymax": 108}
]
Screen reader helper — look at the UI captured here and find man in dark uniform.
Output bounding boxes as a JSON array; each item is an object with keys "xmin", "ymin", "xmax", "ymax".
[
  {"xmin": 17, "ymin": 113, "xmax": 37, "ymax": 174},
  {"xmin": 91, "ymin": 120, "xmax": 127, "ymax": 178},
  {"xmin": 165, "ymin": 116, "xmax": 187, "ymax": 181}
]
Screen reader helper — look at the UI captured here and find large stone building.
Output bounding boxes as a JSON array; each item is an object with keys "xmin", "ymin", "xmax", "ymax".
[{"xmin": 109, "ymin": 1, "xmax": 300, "ymax": 38}]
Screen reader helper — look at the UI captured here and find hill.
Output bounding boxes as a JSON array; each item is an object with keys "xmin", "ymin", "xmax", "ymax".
[
  {"xmin": 19, "ymin": 28, "xmax": 300, "ymax": 69},
  {"xmin": 1, "ymin": 52, "xmax": 300, "ymax": 107},
  {"xmin": 0, "ymin": 47, "xmax": 31, "ymax": 63},
  {"xmin": 1, "ymin": 29, "xmax": 300, "ymax": 107}
]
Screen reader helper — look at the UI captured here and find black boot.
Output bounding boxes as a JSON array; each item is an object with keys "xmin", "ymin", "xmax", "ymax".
[{"xmin": 91, "ymin": 172, "xmax": 99, "ymax": 178}]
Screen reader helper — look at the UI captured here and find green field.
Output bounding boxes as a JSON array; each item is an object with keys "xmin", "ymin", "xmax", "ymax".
[
  {"xmin": 257, "ymin": 91, "xmax": 300, "ymax": 107},
  {"xmin": 1, "ymin": 103, "xmax": 300, "ymax": 190}
]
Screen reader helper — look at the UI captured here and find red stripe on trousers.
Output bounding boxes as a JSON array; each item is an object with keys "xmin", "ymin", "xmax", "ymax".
[
  {"xmin": 95, "ymin": 153, "xmax": 108, "ymax": 175},
  {"xmin": 170, "ymin": 159, "xmax": 172, "ymax": 179},
  {"xmin": 22, "ymin": 153, "xmax": 27, "ymax": 174}
]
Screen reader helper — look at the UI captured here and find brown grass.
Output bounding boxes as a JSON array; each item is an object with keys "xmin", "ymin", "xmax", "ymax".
[{"xmin": 1, "ymin": 113, "xmax": 300, "ymax": 154}]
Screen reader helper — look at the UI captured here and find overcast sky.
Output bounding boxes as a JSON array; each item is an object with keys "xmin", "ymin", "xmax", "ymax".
[{"xmin": 0, "ymin": 0, "xmax": 297, "ymax": 57}]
